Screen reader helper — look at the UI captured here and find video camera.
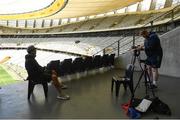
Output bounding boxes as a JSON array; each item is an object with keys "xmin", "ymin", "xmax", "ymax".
[{"xmin": 131, "ymin": 45, "xmax": 141, "ymax": 57}]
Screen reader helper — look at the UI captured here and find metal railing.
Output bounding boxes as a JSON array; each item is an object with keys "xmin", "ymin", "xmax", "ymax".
[{"xmin": 93, "ymin": 5, "xmax": 180, "ymax": 57}]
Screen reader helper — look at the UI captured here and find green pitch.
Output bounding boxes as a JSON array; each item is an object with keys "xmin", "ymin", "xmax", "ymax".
[{"xmin": 0, "ymin": 65, "xmax": 19, "ymax": 86}]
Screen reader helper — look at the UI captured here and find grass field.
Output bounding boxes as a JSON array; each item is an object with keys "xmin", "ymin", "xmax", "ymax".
[{"xmin": 0, "ymin": 65, "xmax": 19, "ymax": 86}]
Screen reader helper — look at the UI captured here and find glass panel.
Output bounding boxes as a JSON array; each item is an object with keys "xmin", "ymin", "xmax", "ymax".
[
  {"xmin": 106, "ymin": 11, "xmax": 115, "ymax": 15},
  {"xmin": 52, "ymin": 19, "xmax": 59, "ymax": 26},
  {"xmin": 27, "ymin": 20, "xmax": 34, "ymax": 28},
  {"xmin": 79, "ymin": 17, "xmax": 86, "ymax": 21},
  {"xmin": 128, "ymin": 3, "xmax": 138, "ymax": 12},
  {"xmin": 96, "ymin": 14, "xmax": 105, "ymax": 17},
  {"xmin": 61, "ymin": 18, "xmax": 68, "ymax": 24},
  {"xmin": 8, "ymin": 20, "xmax": 16, "ymax": 27},
  {"xmin": 0, "ymin": 20, "xmax": 8, "ymax": 26},
  {"xmin": 18, "ymin": 20, "xmax": 25, "ymax": 27},
  {"xmin": 70, "ymin": 18, "xmax": 77, "ymax": 22},
  {"xmin": 36, "ymin": 19, "xmax": 43, "ymax": 28},
  {"xmin": 172, "ymin": 0, "xmax": 180, "ymax": 5},
  {"xmin": 155, "ymin": 0, "xmax": 166, "ymax": 10},
  {"xmin": 141, "ymin": 0, "xmax": 151, "ymax": 11},
  {"xmin": 116, "ymin": 8, "xmax": 126, "ymax": 13},
  {"xmin": 44, "ymin": 19, "xmax": 51, "ymax": 27}
]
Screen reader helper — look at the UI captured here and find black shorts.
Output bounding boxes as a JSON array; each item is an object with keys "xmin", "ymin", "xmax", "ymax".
[
  {"xmin": 146, "ymin": 55, "xmax": 162, "ymax": 68},
  {"xmin": 43, "ymin": 70, "xmax": 52, "ymax": 82}
]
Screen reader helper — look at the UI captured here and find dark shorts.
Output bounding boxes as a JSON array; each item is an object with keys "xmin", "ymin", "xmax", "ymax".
[
  {"xmin": 43, "ymin": 70, "xmax": 52, "ymax": 82},
  {"xmin": 27, "ymin": 70, "xmax": 52, "ymax": 83},
  {"xmin": 146, "ymin": 55, "xmax": 162, "ymax": 68}
]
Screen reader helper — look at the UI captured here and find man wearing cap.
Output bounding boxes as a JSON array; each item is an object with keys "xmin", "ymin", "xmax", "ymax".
[
  {"xmin": 25, "ymin": 45, "xmax": 70, "ymax": 100},
  {"xmin": 136, "ymin": 30, "xmax": 163, "ymax": 88}
]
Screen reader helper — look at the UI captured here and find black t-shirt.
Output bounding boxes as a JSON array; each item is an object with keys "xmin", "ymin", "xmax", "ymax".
[
  {"xmin": 144, "ymin": 32, "xmax": 163, "ymax": 57},
  {"xmin": 25, "ymin": 54, "xmax": 45, "ymax": 80}
]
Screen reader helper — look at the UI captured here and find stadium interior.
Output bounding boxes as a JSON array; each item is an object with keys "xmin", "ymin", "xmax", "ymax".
[{"xmin": 0, "ymin": 0, "xmax": 180, "ymax": 119}]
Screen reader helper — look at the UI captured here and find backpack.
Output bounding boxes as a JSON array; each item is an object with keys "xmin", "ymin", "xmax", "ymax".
[{"xmin": 149, "ymin": 97, "xmax": 171, "ymax": 115}]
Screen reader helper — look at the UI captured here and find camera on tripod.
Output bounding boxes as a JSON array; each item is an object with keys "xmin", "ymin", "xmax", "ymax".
[{"xmin": 131, "ymin": 45, "xmax": 141, "ymax": 57}]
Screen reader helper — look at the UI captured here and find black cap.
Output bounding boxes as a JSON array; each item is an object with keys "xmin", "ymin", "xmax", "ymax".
[{"xmin": 27, "ymin": 45, "xmax": 36, "ymax": 53}]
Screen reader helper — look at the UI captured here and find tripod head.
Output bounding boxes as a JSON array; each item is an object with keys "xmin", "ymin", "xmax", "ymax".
[
  {"xmin": 131, "ymin": 45, "xmax": 144, "ymax": 70},
  {"xmin": 131, "ymin": 46, "xmax": 141, "ymax": 57}
]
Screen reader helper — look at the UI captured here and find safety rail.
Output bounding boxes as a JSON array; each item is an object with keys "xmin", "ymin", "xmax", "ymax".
[
  {"xmin": 93, "ymin": 4, "xmax": 180, "ymax": 57},
  {"xmin": 143, "ymin": 5, "xmax": 180, "ymax": 28}
]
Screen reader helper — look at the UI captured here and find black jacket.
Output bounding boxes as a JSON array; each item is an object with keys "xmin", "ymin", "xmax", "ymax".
[
  {"xmin": 25, "ymin": 54, "xmax": 45, "ymax": 80},
  {"xmin": 144, "ymin": 32, "xmax": 163, "ymax": 57}
]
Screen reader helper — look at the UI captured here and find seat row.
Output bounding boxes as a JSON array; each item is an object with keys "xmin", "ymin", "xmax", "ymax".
[{"xmin": 47, "ymin": 54, "xmax": 115, "ymax": 76}]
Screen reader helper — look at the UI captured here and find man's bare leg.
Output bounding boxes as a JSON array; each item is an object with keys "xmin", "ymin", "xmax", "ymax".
[
  {"xmin": 147, "ymin": 65, "xmax": 153, "ymax": 82},
  {"xmin": 51, "ymin": 70, "xmax": 70, "ymax": 100},
  {"xmin": 152, "ymin": 68, "xmax": 159, "ymax": 86}
]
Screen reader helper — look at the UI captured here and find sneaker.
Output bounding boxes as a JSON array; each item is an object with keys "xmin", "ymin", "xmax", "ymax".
[
  {"xmin": 57, "ymin": 95, "xmax": 70, "ymax": 100},
  {"xmin": 61, "ymin": 84, "xmax": 68, "ymax": 89}
]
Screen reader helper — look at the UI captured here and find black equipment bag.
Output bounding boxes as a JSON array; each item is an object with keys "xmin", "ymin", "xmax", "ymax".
[{"xmin": 149, "ymin": 97, "xmax": 171, "ymax": 115}]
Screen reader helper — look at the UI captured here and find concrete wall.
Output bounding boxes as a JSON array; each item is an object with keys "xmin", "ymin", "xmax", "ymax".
[
  {"xmin": 115, "ymin": 26, "xmax": 180, "ymax": 78},
  {"xmin": 160, "ymin": 26, "xmax": 180, "ymax": 77}
]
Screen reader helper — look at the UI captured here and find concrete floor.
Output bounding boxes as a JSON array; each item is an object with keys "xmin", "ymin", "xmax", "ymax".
[{"xmin": 0, "ymin": 68, "xmax": 180, "ymax": 119}]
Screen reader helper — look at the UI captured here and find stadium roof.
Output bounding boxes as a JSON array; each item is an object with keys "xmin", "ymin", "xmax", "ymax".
[{"xmin": 0, "ymin": 0, "xmax": 142, "ymax": 20}]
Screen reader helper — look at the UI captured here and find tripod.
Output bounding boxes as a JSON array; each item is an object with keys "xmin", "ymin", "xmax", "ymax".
[
  {"xmin": 130, "ymin": 49, "xmax": 156, "ymax": 105},
  {"xmin": 131, "ymin": 49, "xmax": 143, "ymax": 70},
  {"xmin": 133, "ymin": 60, "xmax": 156, "ymax": 98}
]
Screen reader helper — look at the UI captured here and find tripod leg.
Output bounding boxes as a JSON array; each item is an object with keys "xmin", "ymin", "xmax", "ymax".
[
  {"xmin": 130, "ymin": 70, "xmax": 144, "ymax": 107},
  {"xmin": 131, "ymin": 55, "xmax": 136, "ymax": 65},
  {"xmin": 133, "ymin": 70, "xmax": 144, "ymax": 97},
  {"xmin": 137, "ymin": 56, "xmax": 143, "ymax": 71}
]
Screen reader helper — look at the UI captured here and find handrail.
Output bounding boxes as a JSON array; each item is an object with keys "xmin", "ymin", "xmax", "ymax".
[
  {"xmin": 134, "ymin": 5, "xmax": 180, "ymax": 43},
  {"xmin": 93, "ymin": 36, "xmax": 126, "ymax": 56},
  {"xmin": 143, "ymin": 5, "xmax": 180, "ymax": 28},
  {"xmin": 92, "ymin": 4, "xmax": 180, "ymax": 56}
]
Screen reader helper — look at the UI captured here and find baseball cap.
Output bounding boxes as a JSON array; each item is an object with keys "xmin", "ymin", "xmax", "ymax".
[{"xmin": 27, "ymin": 45, "xmax": 36, "ymax": 53}]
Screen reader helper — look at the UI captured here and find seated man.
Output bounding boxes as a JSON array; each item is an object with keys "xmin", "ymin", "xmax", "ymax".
[{"xmin": 25, "ymin": 45, "xmax": 70, "ymax": 100}]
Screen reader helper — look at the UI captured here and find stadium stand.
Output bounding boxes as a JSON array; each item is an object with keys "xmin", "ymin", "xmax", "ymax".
[
  {"xmin": 0, "ymin": 5, "xmax": 179, "ymax": 34},
  {"xmin": 0, "ymin": 0, "xmax": 180, "ymax": 119}
]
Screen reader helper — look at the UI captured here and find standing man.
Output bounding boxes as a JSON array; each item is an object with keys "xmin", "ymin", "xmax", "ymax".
[{"xmin": 137, "ymin": 30, "xmax": 163, "ymax": 88}]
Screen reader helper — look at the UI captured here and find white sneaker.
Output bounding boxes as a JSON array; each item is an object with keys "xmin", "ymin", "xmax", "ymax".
[{"xmin": 57, "ymin": 95, "xmax": 70, "ymax": 100}]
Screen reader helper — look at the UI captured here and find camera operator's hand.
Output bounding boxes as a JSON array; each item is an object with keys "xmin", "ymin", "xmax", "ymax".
[{"xmin": 135, "ymin": 45, "xmax": 144, "ymax": 51}]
